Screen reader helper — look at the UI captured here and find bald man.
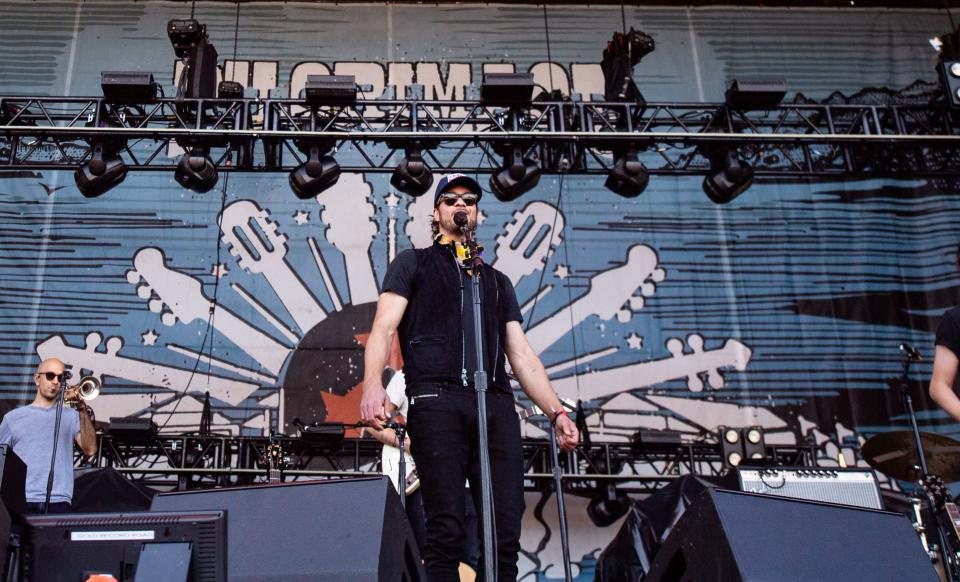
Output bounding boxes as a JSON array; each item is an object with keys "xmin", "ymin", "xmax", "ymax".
[{"xmin": 0, "ymin": 358, "xmax": 96, "ymax": 513}]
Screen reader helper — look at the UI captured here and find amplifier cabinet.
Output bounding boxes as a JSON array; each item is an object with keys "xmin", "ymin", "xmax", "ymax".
[{"xmin": 736, "ymin": 467, "xmax": 883, "ymax": 510}]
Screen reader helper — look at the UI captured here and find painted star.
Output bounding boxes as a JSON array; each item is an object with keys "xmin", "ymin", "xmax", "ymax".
[
  {"xmin": 141, "ymin": 329, "xmax": 159, "ymax": 346},
  {"xmin": 553, "ymin": 264, "xmax": 570, "ymax": 280},
  {"xmin": 211, "ymin": 263, "xmax": 229, "ymax": 278},
  {"xmin": 625, "ymin": 333, "xmax": 643, "ymax": 350},
  {"xmin": 385, "ymin": 193, "xmax": 400, "ymax": 208},
  {"xmin": 293, "ymin": 210, "xmax": 310, "ymax": 225}
]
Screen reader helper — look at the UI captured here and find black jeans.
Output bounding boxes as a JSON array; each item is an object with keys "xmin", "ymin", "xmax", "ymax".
[{"xmin": 406, "ymin": 383, "xmax": 525, "ymax": 582}]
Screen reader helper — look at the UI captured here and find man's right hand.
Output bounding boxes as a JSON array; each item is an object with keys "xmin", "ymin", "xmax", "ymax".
[{"xmin": 360, "ymin": 382, "xmax": 391, "ymax": 430}]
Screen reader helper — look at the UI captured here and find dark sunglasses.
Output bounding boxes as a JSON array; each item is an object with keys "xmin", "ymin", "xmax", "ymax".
[
  {"xmin": 440, "ymin": 193, "xmax": 478, "ymax": 207},
  {"xmin": 41, "ymin": 372, "xmax": 64, "ymax": 382}
]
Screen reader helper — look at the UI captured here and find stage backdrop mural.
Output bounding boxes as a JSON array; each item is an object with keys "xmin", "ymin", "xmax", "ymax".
[{"xmin": 1, "ymin": 1, "xmax": 958, "ymax": 578}]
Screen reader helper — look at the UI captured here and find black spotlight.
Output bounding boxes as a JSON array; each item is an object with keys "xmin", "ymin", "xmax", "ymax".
[
  {"xmin": 175, "ymin": 148, "xmax": 218, "ymax": 193},
  {"xmin": 605, "ymin": 145, "xmax": 648, "ymax": 198},
  {"xmin": 586, "ymin": 484, "xmax": 631, "ymax": 527},
  {"xmin": 702, "ymin": 146, "xmax": 754, "ymax": 204},
  {"xmin": 490, "ymin": 144, "xmax": 540, "ymax": 202},
  {"xmin": 390, "ymin": 144, "xmax": 434, "ymax": 197},
  {"xmin": 167, "ymin": 19, "xmax": 208, "ymax": 59},
  {"xmin": 75, "ymin": 142, "xmax": 127, "ymax": 198},
  {"xmin": 289, "ymin": 144, "xmax": 341, "ymax": 199}
]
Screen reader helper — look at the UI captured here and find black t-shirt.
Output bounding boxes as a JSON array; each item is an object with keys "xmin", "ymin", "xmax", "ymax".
[
  {"xmin": 936, "ymin": 306, "xmax": 960, "ymax": 358},
  {"xmin": 382, "ymin": 248, "xmax": 523, "ymax": 382}
]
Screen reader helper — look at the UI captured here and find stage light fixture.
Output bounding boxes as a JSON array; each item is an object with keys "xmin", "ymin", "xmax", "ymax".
[
  {"xmin": 390, "ymin": 144, "xmax": 434, "ymax": 197},
  {"xmin": 289, "ymin": 144, "xmax": 341, "ymax": 199},
  {"xmin": 702, "ymin": 146, "xmax": 754, "ymax": 204},
  {"xmin": 938, "ymin": 60, "xmax": 960, "ymax": 108},
  {"xmin": 490, "ymin": 144, "xmax": 540, "ymax": 202},
  {"xmin": 217, "ymin": 81, "xmax": 244, "ymax": 100},
  {"xmin": 303, "ymin": 75, "xmax": 357, "ymax": 106},
  {"xmin": 101, "ymin": 72, "xmax": 157, "ymax": 102},
  {"xmin": 586, "ymin": 484, "xmax": 631, "ymax": 528},
  {"xmin": 175, "ymin": 148, "xmax": 218, "ymax": 193},
  {"xmin": 481, "ymin": 72, "xmax": 534, "ymax": 106},
  {"xmin": 724, "ymin": 79, "xmax": 786, "ymax": 110},
  {"xmin": 75, "ymin": 142, "xmax": 128, "ymax": 198},
  {"xmin": 604, "ymin": 145, "xmax": 648, "ymax": 198},
  {"xmin": 167, "ymin": 19, "xmax": 208, "ymax": 59},
  {"xmin": 743, "ymin": 426, "xmax": 766, "ymax": 461},
  {"xmin": 601, "ymin": 28, "xmax": 654, "ymax": 104},
  {"xmin": 719, "ymin": 426, "xmax": 743, "ymax": 469}
]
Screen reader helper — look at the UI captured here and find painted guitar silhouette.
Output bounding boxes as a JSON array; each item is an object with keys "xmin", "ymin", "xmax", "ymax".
[
  {"xmin": 551, "ymin": 334, "xmax": 752, "ymax": 400},
  {"xmin": 220, "ymin": 200, "xmax": 327, "ymax": 334},
  {"xmin": 491, "ymin": 201, "xmax": 565, "ymax": 286},
  {"xmin": 127, "ymin": 247, "xmax": 291, "ymax": 376},
  {"xmin": 524, "ymin": 244, "xmax": 666, "ymax": 354},
  {"xmin": 35, "ymin": 333, "xmax": 262, "ymax": 405}
]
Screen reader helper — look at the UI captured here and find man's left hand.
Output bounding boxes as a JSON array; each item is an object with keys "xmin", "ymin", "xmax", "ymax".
[{"xmin": 554, "ymin": 413, "xmax": 579, "ymax": 452}]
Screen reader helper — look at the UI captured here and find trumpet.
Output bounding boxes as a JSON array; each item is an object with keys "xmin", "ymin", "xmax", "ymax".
[{"xmin": 64, "ymin": 376, "xmax": 100, "ymax": 408}]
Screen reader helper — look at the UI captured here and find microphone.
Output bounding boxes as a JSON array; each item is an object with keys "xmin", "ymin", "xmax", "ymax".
[
  {"xmin": 453, "ymin": 211, "xmax": 469, "ymax": 231},
  {"xmin": 61, "ymin": 371, "xmax": 73, "ymax": 380},
  {"xmin": 900, "ymin": 343, "xmax": 922, "ymax": 361}
]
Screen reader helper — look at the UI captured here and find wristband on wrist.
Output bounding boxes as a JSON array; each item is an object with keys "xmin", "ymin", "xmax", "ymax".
[{"xmin": 550, "ymin": 409, "xmax": 567, "ymax": 426}]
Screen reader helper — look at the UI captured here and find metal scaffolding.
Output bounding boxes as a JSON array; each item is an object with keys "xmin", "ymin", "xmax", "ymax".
[
  {"xmin": 82, "ymin": 433, "xmax": 817, "ymax": 494},
  {"xmin": 3, "ymin": 96, "xmax": 960, "ymax": 178}
]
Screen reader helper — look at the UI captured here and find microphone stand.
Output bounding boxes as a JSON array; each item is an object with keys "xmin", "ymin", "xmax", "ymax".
[
  {"xmin": 462, "ymin": 220, "xmax": 497, "ymax": 582},
  {"xmin": 547, "ymin": 413, "xmax": 573, "ymax": 582},
  {"xmin": 43, "ymin": 375, "xmax": 69, "ymax": 514},
  {"xmin": 897, "ymin": 348, "xmax": 957, "ymax": 582}
]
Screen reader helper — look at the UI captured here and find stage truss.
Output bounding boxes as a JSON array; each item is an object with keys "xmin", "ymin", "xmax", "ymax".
[
  {"xmin": 82, "ymin": 433, "xmax": 817, "ymax": 494},
  {"xmin": 2, "ymin": 96, "xmax": 960, "ymax": 179}
]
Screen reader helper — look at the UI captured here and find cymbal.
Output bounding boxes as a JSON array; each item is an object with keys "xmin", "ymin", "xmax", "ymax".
[{"xmin": 861, "ymin": 431, "xmax": 960, "ymax": 482}]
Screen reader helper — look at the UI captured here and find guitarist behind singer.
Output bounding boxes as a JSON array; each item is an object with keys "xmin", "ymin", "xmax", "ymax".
[{"xmin": 364, "ymin": 369, "xmax": 426, "ymax": 553}]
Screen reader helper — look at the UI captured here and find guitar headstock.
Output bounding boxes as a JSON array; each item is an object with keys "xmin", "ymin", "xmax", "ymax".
[
  {"xmin": 923, "ymin": 474, "xmax": 949, "ymax": 508},
  {"xmin": 588, "ymin": 244, "xmax": 666, "ymax": 321},
  {"xmin": 127, "ymin": 247, "xmax": 208, "ymax": 326},
  {"xmin": 219, "ymin": 200, "xmax": 288, "ymax": 273},
  {"xmin": 665, "ymin": 334, "xmax": 752, "ymax": 392},
  {"xmin": 492, "ymin": 201, "xmax": 565, "ymax": 286}
]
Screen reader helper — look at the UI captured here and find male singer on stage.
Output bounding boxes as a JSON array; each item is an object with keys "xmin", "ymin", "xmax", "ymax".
[
  {"xmin": 361, "ymin": 174, "xmax": 579, "ymax": 582},
  {"xmin": 0, "ymin": 358, "xmax": 96, "ymax": 513},
  {"xmin": 930, "ymin": 248, "xmax": 960, "ymax": 421}
]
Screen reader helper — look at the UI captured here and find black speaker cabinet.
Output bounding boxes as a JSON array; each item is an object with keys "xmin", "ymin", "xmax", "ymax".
[
  {"xmin": 151, "ymin": 476, "xmax": 424, "ymax": 582},
  {"xmin": 646, "ymin": 488, "xmax": 938, "ymax": 582}
]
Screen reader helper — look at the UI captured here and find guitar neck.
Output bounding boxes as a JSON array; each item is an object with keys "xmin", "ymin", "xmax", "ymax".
[{"xmin": 946, "ymin": 502, "xmax": 960, "ymax": 540}]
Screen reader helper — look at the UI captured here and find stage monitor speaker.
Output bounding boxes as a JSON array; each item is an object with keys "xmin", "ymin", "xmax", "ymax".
[
  {"xmin": 151, "ymin": 476, "xmax": 424, "ymax": 582},
  {"xmin": 646, "ymin": 488, "xmax": 938, "ymax": 582},
  {"xmin": 0, "ymin": 445, "xmax": 26, "ymax": 580}
]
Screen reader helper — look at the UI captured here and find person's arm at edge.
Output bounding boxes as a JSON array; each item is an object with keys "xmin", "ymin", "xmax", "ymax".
[
  {"xmin": 74, "ymin": 404, "xmax": 97, "ymax": 457},
  {"xmin": 503, "ymin": 320, "xmax": 579, "ymax": 451},
  {"xmin": 930, "ymin": 344, "xmax": 960, "ymax": 422},
  {"xmin": 360, "ymin": 292, "xmax": 409, "ymax": 430}
]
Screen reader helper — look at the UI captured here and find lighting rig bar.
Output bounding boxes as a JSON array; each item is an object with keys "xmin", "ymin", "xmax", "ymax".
[
  {"xmin": 2, "ymin": 96, "xmax": 960, "ymax": 178},
  {"xmin": 83, "ymin": 433, "xmax": 817, "ymax": 494}
]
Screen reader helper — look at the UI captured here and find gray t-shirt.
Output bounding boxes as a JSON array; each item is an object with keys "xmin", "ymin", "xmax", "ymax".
[{"xmin": 0, "ymin": 405, "xmax": 80, "ymax": 503}]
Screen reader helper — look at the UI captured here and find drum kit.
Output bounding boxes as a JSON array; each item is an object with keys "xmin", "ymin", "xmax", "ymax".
[
  {"xmin": 858, "ymin": 345, "xmax": 960, "ymax": 582},
  {"xmin": 862, "ymin": 430, "xmax": 960, "ymax": 582}
]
